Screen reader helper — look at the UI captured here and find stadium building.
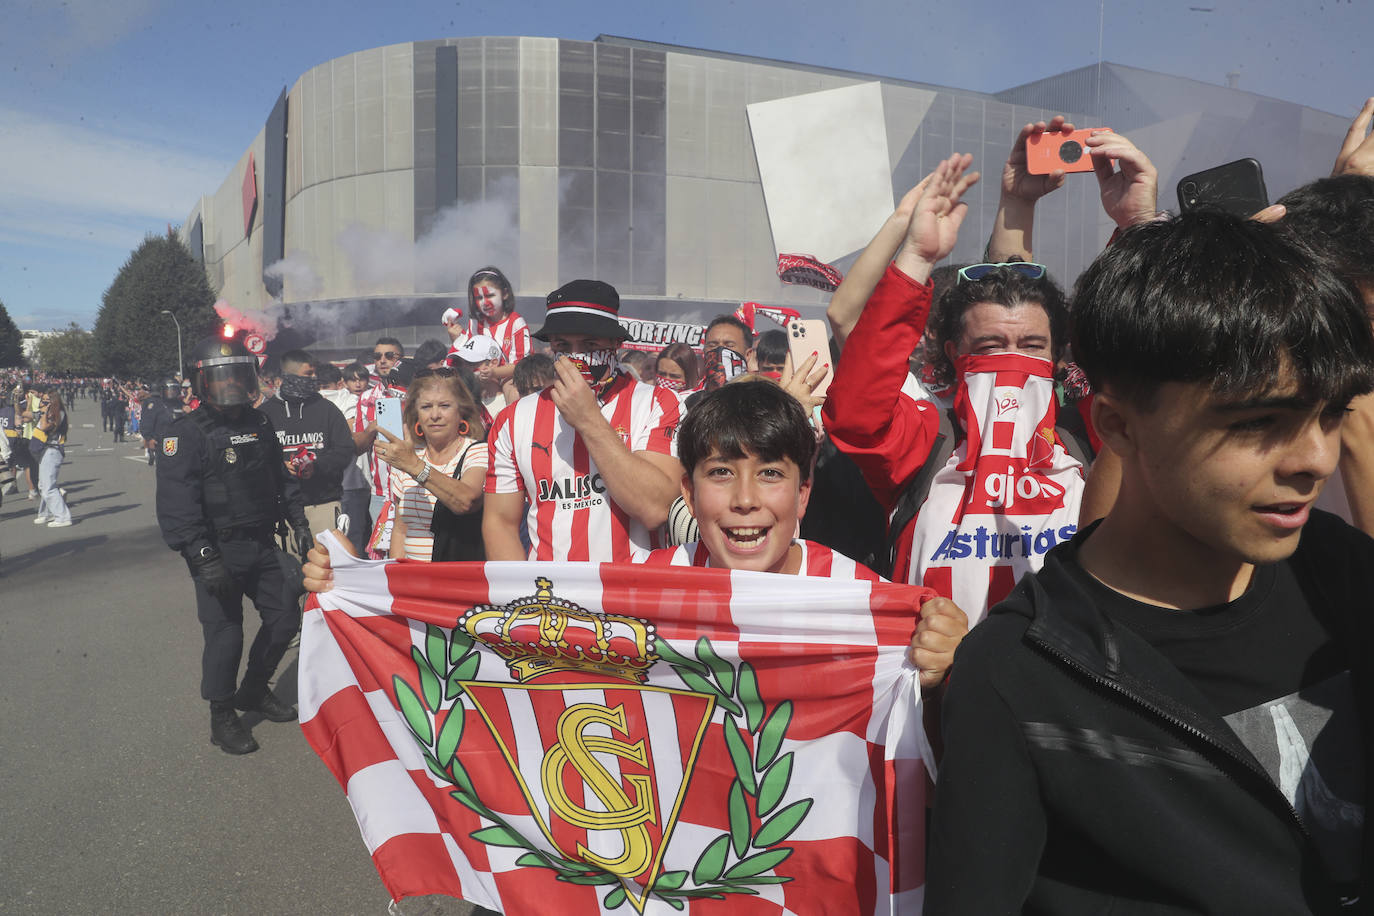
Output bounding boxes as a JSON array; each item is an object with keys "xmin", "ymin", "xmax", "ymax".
[{"xmin": 180, "ymin": 34, "xmax": 1352, "ymax": 357}]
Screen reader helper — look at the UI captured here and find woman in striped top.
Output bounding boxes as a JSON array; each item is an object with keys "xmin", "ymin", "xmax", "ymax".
[{"xmin": 374, "ymin": 370, "xmax": 488, "ymax": 562}]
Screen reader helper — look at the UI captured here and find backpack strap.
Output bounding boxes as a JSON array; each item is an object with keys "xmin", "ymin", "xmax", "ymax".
[{"xmin": 882, "ymin": 405, "xmax": 960, "ymax": 579}]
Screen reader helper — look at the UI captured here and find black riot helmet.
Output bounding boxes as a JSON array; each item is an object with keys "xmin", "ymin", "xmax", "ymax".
[
  {"xmin": 162, "ymin": 377, "xmax": 181, "ymax": 398},
  {"xmin": 190, "ymin": 332, "xmax": 259, "ymax": 408}
]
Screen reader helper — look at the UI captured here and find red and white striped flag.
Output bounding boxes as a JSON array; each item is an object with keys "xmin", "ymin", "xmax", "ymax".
[{"xmin": 300, "ymin": 534, "xmax": 938, "ymax": 914}]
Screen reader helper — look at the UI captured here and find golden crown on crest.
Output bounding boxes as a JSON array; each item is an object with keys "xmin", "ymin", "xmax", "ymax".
[{"xmin": 459, "ymin": 577, "xmax": 659, "ymax": 683}]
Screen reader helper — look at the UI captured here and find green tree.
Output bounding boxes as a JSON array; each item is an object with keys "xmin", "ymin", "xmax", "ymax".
[
  {"xmin": 35, "ymin": 322, "xmax": 96, "ymax": 374},
  {"xmin": 0, "ymin": 298, "xmax": 23, "ymax": 367},
  {"xmin": 94, "ymin": 232, "xmax": 217, "ymax": 378}
]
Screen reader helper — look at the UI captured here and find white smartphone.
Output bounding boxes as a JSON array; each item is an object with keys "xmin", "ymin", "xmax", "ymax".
[{"xmin": 375, "ymin": 396, "xmax": 406, "ymax": 440}]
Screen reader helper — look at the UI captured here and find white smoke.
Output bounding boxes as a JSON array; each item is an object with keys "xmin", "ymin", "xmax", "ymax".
[
  {"xmin": 262, "ymin": 250, "xmax": 322, "ymax": 299},
  {"xmin": 337, "ymin": 176, "xmax": 521, "ymax": 296}
]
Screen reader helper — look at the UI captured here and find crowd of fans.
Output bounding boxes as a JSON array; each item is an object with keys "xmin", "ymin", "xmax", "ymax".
[{"xmin": 9, "ymin": 95, "xmax": 1374, "ymax": 911}]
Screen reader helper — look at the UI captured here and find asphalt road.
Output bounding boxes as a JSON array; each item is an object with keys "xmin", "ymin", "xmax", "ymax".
[{"xmin": 0, "ymin": 397, "xmax": 478, "ymax": 915}]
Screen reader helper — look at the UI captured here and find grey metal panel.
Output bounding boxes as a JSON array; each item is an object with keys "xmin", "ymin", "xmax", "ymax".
[
  {"xmin": 559, "ymin": 40, "xmax": 596, "ymax": 168},
  {"xmin": 435, "ymin": 45, "xmax": 458, "ymax": 213},
  {"xmin": 189, "ymin": 215, "xmax": 204, "ymax": 263},
  {"xmin": 559, "ymin": 167, "xmax": 596, "ymax": 280},
  {"xmin": 486, "ymin": 37, "xmax": 520, "ymax": 165},
  {"xmin": 413, "ymin": 40, "xmax": 439, "ymax": 240},
  {"xmin": 261, "ymin": 87, "xmax": 288, "ymax": 297}
]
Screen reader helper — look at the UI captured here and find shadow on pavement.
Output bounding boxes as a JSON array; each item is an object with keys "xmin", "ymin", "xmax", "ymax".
[{"xmin": 2, "ymin": 534, "xmax": 110, "ymax": 573}]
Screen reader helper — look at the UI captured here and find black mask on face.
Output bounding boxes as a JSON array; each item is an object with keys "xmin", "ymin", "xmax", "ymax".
[{"xmin": 280, "ymin": 374, "xmax": 321, "ymax": 402}]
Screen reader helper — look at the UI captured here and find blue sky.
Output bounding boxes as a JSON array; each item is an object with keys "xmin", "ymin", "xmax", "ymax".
[{"xmin": 2, "ymin": 0, "xmax": 1369, "ymax": 330}]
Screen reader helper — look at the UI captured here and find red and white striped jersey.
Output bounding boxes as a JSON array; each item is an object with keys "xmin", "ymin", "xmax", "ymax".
[
  {"xmin": 351, "ymin": 386, "xmax": 387, "ymax": 497},
  {"xmin": 642, "ymin": 539, "xmax": 885, "ymax": 581},
  {"xmin": 485, "ymin": 372, "xmax": 681, "ymax": 562},
  {"xmin": 469, "ymin": 313, "xmax": 531, "ymax": 365}
]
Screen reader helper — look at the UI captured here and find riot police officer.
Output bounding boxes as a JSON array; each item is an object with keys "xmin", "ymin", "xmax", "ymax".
[
  {"xmin": 156, "ymin": 333, "xmax": 313, "ymax": 755},
  {"xmin": 141, "ymin": 377, "xmax": 185, "ymax": 465}
]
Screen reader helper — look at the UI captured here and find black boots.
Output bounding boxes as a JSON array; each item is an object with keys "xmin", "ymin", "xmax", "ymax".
[
  {"xmin": 234, "ymin": 684, "xmax": 298, "ymax": 723},
  {"xmin": 209, "ymin": 701, "xmax": 259, "ymax": 755}
]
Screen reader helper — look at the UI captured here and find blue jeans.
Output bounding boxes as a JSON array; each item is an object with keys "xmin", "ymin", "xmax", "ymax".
[{"xmin": 37, "ymin": 447, "xmax": 71, "ymax": 524}]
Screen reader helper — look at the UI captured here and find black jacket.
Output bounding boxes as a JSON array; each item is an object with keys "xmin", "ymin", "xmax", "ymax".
[
  {"xmin": 155, "ymin": 405, "xmax": 307, "ymax": 557},
  {"xmin": 258, "ymin": 394, "xmax": 355, "ymax": 506},
  {"xmin": 926, "ymin": 511, "xmax": 1374, "ymax": 915}
]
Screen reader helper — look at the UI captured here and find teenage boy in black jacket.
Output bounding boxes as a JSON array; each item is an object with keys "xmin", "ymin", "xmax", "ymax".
[
  {"xmin": 259, "ymin": 350, "xmax": 354, "ymax": 557},
  {"xmin": 927, "ymin": 211, "xmax": 1374, "ymax": 915}
]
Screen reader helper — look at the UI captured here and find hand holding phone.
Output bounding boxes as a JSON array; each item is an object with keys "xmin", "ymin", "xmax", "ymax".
[
  {"xmin": 785, "ymin": 319, "xmax": 833, "ymax": 401},
  {"xmin": 1026, "ymin": 127, "xmax": 1112, "ymax": 175},
  {"xmin": 375, "ymin": 396, "xmax": 405, "ymax": 441}
]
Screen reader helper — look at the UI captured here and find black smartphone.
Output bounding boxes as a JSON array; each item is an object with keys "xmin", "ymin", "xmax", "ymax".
[{"xmin": 1176, "ymin": 158, "xmax": 1269, "ymax": 218}]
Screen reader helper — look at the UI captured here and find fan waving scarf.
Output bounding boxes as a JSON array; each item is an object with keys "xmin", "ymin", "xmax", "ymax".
[{"xmin": 299, "ymin": 533, "xmax": 938, "ymax": 915}]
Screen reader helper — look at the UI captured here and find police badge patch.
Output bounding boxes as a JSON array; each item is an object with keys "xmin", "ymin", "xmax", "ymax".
[
  {"xmin": 162, "ymin": 437, "xmax": 178, "ymax": 456},
  {"xmin": 224, "ymin": 447, "xmax": 238, "ymax": 464}
]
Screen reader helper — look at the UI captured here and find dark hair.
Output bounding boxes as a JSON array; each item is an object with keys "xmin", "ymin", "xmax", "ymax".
[
  {"xmin": 678, "ymin": 381, "xmax": 817, "ymax": 483},
  {"xmin": 656, "ymin": 342, "xmax": 703, "ymax": 388},
  {"xmin": 513, "ymin": 353, "xmax": 556, "ymax": 397},
  {"xmin": 618, "ymin": 349, "xmax": 653, "ymax": 380},
  {"xmin": 930, "ymin": 265, "xmax": 1067, "ymax": 388},
  {"xmin": 279, "ymin": 349, "xmax": 313, "ymax": 373},
  {"xmin": 468, "ymin": 266, "xmax": 516, "ymax": 319},
  {"xmin": 343, "ymin": 361, "xmax": 370, "ymax": 382},
  {"xmin": 316, "ymin": 362, "xmax": 343, "ymax": 386},
  {"xmin": 1072, "ymin": 210, "xmax": 1374, "ymax": 408},
  {"xmin": 705, "ymin": 315, "xmax": 755, "ymax": 351},
  {"xmin": 754, "ymin": 330, "xmax": 787, "ymax": 369},
  {"xmin": 1276, "ymin": 175, "xmax": 1374, "ymax": 291},
  {"xmin": 413, "ymin": 338, "xmax": 450, "ymax": 367},
  {"xmin": 372, "ymin": 337, "xmax": 404, "ymax": 356},
  {"xmin": 257, "ymin": 357, "xmax": 282, "ymax": 381}
]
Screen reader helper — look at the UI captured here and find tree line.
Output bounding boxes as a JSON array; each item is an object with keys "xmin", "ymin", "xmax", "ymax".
[{"xmin": 3, "ymin": 230, "xmax": 222, "ymax": 378}]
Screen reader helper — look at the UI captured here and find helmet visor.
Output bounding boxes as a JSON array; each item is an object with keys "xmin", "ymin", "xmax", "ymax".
[{"xmin": 199, "ymin": 363, "xmax": 259, "ymax": 407}]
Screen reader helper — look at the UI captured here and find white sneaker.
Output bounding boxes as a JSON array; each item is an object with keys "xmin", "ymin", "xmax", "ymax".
[
  {"xmin": 34, "ymin": 516, "xmax": 51, "ymax": 525},
  {"xmin": 47, "ymin": 519, "xmax": 73, "ymax": 528}
]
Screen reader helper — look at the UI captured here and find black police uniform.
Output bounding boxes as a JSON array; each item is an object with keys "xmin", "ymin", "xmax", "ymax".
[
  {"xmin": 141, "ymin": 390, "xmax": 184, "ymax": 464},
  {"xmin": 156, "ymin": 404, "xmax": 308, "ymax": 733}
]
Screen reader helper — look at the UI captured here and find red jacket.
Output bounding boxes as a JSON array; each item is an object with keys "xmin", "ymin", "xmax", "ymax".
[{"xmin": 822, "ymin": 264, "xmax": 941, "ymax": 583}]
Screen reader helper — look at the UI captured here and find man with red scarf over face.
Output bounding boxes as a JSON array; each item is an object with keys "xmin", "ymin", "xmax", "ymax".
[
  {"xmin": 483, "ymin": 279, "xmax": 684, "ymax": 562},
  {"xmin": 823, "ymin": 154, "xmax": 1087, "ymax": 628}
]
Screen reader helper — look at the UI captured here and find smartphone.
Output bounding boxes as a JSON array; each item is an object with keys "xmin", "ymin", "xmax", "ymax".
[
  {"xmin": 375, "ymin": 396, "xmax": 406, "ymax": 440},
  {"xmin": 1176, "ymin": 158, "xmax": 1269, "ymax": 218},
  {"xmin": 786, "ymin": 319, "xmax": 833, "ymax": 401},
  {"xmin": 1026, "ymin": 127, "xmax": 1112, "ymax": 175}
]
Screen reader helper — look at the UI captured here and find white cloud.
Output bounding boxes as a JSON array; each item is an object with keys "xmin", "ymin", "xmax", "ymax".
[{"xmin": 0, "ymin": 107, "xmax": 231, "ymax": 220}]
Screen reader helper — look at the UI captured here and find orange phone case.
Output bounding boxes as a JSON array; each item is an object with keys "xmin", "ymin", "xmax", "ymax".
[{"xmin": 1026, "ymin": 127, "xmax": 1111, "ymax": 175}]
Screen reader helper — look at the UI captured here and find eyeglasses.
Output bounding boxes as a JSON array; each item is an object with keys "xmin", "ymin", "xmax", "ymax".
[
  {"xmin": 413, "ymin": 367, "xmax": 456, "ymax": 379},
  {"xmin": 957, "ymin": 262, "xmax": 1047, "ymax": 283},
  {"xmin": 372, "ymin": 351, "xmax": 400, "ymax": 360}
]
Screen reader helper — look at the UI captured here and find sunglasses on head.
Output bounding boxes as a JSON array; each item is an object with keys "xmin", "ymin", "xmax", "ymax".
[
  {"xmin": 373, "ymin": 351, "xmax": 400, "ymax": 360},
  {"xmin": 957, "ymin": 262, "xmax": 1047, "ymax": 283}
]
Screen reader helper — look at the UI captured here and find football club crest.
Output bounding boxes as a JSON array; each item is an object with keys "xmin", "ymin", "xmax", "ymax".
[
  {"xmin": 162, "ymin": 437, "xmax": 178, "ymax": 457},
  {"xmin": 224, "ymin": 447, "xmax": 238, "ymax": 464},
  {"xmin": 391, "ymin": 576, "xmax": 812, "ymax": 912}
]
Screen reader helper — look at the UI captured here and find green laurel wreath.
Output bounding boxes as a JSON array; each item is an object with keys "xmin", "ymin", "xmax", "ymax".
[{"xmin": 393, "ymin": 624, "xmax": 810, "ymax": 910}]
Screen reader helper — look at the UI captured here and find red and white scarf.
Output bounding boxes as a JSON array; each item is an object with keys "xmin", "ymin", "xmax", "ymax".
[{"xmin": 908, "ymin": 353, "xmax": 1084, "ymax": 625}]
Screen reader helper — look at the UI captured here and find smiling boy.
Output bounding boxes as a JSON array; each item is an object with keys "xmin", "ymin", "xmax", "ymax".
[
  {"xmin": 926, "ymin": 211, "xmax": 1374, "ymax": 913},
  {"xmin": 645, "ymin": 380, "xmax": 967, "ymax": 690}
]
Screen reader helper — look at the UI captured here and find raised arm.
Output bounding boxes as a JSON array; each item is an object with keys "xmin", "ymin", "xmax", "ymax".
[
  {"xmin": 1086, "ymin": 130, "xmax": 1159, "ymax": 231},
  {"xmin": 1333, "ymin": 96, "xmax": 1374, "ymax": 177},
  {"xmin": 987, "ymin": 116, "xmax": 1075, "ymax": 263},
  {"xmin": 826, "ymin": 178, "xmax": 929, "ymax": 348}
]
